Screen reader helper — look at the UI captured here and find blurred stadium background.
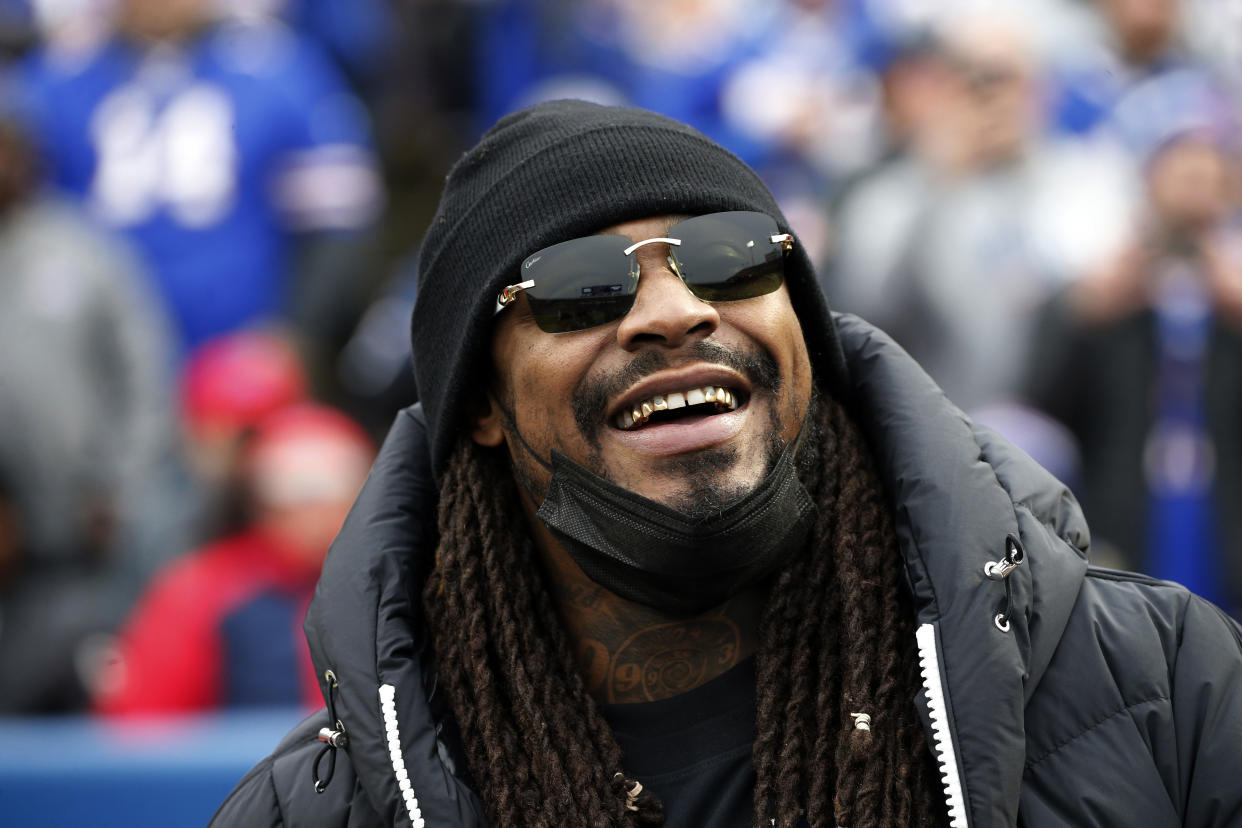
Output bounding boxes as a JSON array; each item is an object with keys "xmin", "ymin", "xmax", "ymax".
[{"xmin": 1, "ymin": 0, "xmax": 1240, "ymax": 824}]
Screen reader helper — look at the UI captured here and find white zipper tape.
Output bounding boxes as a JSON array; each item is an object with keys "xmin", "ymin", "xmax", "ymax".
[
  {"xmin": 380, "ymin": 683, "xmax": 426, "ymax": 827},
  {"xmin": 916, "ymin": 624, "xmax": 969, "ymax": 828}
]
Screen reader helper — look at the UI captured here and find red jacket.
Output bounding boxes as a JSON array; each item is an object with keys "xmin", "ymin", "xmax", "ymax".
[{"xmin": 96, "ymin": 529, "xmax": 322, "ymax": 715}]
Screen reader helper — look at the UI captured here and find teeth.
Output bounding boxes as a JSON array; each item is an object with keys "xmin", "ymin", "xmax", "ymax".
[{"xmin": 614, "ymin": 385, "xmax": 742, "ymax": 429}]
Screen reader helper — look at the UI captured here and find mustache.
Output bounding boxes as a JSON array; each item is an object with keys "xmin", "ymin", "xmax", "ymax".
[{"xmin": 572, "ymin": 340, "xmax": 782, "ymax": 445}]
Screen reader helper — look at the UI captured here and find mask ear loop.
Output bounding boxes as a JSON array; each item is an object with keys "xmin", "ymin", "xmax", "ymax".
[
  {"xmin": 787, "ymin": 392, "xmax": 815, "ymax": 459},
  {"xmin": 488, "ymin": 391, "xmax": 554, "ymax": 474}
]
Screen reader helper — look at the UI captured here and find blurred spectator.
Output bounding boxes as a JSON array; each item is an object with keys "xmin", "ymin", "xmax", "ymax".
[
  {"xmin": 14, "ymin": 0, "xmax": 384, "ymax": 358},
  {"xmin": 95, "ymin": 402, "xmax": 375, "ymax": 715},
  {"xmin": 858, "ymin": 33, "xmax": 954, "ymax": 174},
  {"xmin": 1100, "ymin": 0, "xmax": 1183, "ymax": 66},
  {"xmin": 0, "ymin": 465, "xmax": 17, "ymax": 586},
  {"xmin": 15, "ymin": 0, "xmax": 114, "ymax": 57},
  {"xmin": 1026, "ymin": 78, "xmax": 1242, "ymax": 615},
  {"xmin": 826, "ymin": 9, "xmax": 1134, "ymax": 413},
  {"xmin": 0, "ymin": 110, "xmax": 186, "ymax": 712},
  {"xmin": 179, "ymin": 328, "xmax": 310, "ymax": 542},
  {"xmin": 0, "ymin": 0, "xmax": 37, "ymax": 60},
  {"xmin": 823, "ymin": 31, "xmax": 956, "ymax": 248},
  {"xmin": 335, "ymin": 256, "xmax": 419, "ymax": 438},
  {"xmin": 719, "ymin": 0, "xmax": 887, "ymax": 190},
  {"xmin": 1050, "ymin": 0, "xmax": 1220, "ymax": 136},
  {"xmin": 1184, "ymin": 0, "xmax": 1242, "ymax": 100},
  {"xmin": 0, "ymin": 457, "xmax": 121, "ymax": 713},
  {"xmin": 477, "ymin": 0, "xmax": 770, "ymax": 156},
  {"xmin": 216, "ymin": 0, "xmax": 395, "ymax": 96}
]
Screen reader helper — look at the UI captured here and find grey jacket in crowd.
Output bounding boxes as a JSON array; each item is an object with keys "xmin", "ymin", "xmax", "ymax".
[{"xmin": 210, "ymin": 315, "xmax": 1242, "ymax": 827}]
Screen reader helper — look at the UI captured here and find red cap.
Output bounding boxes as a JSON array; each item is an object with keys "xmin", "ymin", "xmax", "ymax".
[{"xmin": 181, "ymin": 330, "xmax": 309, "ymax": 433}]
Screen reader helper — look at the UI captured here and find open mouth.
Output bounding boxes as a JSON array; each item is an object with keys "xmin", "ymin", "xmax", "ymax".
[{"xmin": 613, "ymin": 385, "xmax": 744, "ymax": 430}]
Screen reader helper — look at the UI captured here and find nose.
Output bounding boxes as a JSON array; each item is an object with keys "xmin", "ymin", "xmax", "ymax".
[{"xmin": 616, "ymin": 245, "xmax": 719, "ymax": 350}]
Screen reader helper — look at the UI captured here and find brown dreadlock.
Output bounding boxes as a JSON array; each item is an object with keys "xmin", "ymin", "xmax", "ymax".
[{"xmin": 424, "ymin": 395, "xmax": 949, "ymax": 828}]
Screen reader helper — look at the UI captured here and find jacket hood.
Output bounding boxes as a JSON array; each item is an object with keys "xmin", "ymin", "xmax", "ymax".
[
  {"xmin": 303, "ymin": 314, "xmax": 1091, "ymax": 827},
  {"xmin": 304, "ymin": 405, "xmax": 485, "ymax": 826},
  {"xmin": 834, "ymin": 314, "xmax": 1090, "ymax": 825}
]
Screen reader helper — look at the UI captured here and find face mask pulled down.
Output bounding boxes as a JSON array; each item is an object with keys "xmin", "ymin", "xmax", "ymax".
[{"xmin": 534, "ymin": 438, "xmax": 816, "ymax": 617}]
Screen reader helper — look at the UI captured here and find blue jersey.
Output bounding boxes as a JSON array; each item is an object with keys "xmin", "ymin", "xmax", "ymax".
[{"xmin": 18, "ymin": 21, "xmax": 381, "ymax": 350}]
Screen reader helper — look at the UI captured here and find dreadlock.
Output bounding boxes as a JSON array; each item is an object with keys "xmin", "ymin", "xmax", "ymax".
[{"xmin": 424, "ymin": 395, "xmax": 949, "ymax": 827}]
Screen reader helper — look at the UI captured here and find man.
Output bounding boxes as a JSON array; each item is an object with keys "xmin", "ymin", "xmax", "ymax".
[
  {"xmin": 1027, "ymin": 83, "xmax": 1242, "ymax": 617},
  {"xmin": 212, "ymin": 101, "xmax": 1242, "ymax": 827},
  {"xmin": 96, "ymin": 403, "xmax": 374, "ymax": 714},
  {"xmin": 16, "ymin": 0, "xmax": 383, "ymax": 353},
  {"xmin": 0, "ymin": 108, "xmax": 185, "ymax": 712},
  {"xmin": 828, "ymin": 10, "xmax": 1134, "ymax": 415}
]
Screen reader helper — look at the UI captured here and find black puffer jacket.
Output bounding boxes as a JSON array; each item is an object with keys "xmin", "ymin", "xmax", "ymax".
[{"xmin": 210, "ymin": 316, "xmax": 1242, "ymax": 827}]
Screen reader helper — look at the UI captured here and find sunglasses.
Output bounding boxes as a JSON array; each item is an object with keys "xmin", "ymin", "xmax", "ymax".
[{"xmin": 494, "ymin": 211, "xmax": 795, "ymax": 333}]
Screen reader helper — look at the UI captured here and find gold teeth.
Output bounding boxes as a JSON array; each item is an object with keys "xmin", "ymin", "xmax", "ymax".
[{"xmin": 615, "ymin": 385, "xmax": 740, "ymax": 430}]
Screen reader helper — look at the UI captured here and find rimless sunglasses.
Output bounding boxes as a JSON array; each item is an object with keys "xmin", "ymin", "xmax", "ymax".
[{"xmin": 494, "ymin": 211, "xmax": 795, "ymax": 334}]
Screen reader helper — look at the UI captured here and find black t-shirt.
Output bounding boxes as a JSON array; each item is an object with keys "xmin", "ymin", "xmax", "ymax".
[{"xmin": 599, "ymin": 658, "xmax": 756, "ymax": 828}]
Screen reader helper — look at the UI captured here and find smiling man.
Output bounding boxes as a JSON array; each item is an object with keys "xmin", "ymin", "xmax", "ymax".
[
  {"xmin": 212, "ymin": 101, "xmax": 1242, "ymax": 828},
  {"xmin": 480, "ymin": 213, "xmax": 812, "ymax": 512}
]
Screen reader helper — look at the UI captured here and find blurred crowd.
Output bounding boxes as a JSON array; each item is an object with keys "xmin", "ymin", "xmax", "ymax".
[{"xmin": 0, "ymin": 0, "xmax": 1239, "ymax": 715}]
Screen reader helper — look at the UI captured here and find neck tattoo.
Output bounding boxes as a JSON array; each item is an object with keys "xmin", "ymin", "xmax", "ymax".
[{"xmin": 545, "ymin": 555, "xmax": 762, "ymax": 704}]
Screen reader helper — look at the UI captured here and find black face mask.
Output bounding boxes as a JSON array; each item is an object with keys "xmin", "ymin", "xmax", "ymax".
[{"xmin": 534, "ymin": 438, "xmax": 817, "ymax": 617}]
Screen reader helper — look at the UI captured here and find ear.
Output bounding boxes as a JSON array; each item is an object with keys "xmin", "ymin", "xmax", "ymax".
[{"xmin": 467, "ymin": 390, "xmax": 505, "ymax": 447}]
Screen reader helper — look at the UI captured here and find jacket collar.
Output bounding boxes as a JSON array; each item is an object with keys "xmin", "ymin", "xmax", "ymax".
[
  {"xmin": 306, "ymin": 405, "xmax": 485, "ymax": 826},
  {"xmin": 835, "ymin": 313, "xmax": 1089, "ymax": 826}
]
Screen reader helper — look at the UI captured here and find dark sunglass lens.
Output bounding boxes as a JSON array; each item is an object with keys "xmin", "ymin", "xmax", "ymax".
[
  {"xmin": 520, "ymin": 234, "xmax": 636, "ymax": 333},
  {"xmin": 671, "ymin": 212, "xmax": 786, "ymax": 302},
  {"xmin": 528, "ymin": 294, "xmax": 636, "ymax": 333}
]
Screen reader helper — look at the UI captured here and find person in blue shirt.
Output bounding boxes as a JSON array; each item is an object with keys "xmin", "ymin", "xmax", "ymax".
[
  {"xmin": 1026, "ymin": 73, "xmax": 1242, "ymax": 619},
  {"xmin": 16, "ymin": 0, "xmax": 383, "ymax": 353}
]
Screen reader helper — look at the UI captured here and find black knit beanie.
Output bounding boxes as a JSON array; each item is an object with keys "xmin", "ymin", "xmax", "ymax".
[{"xmin": 412, "ymin": 99, "xmax": 849, "ymax": 478}]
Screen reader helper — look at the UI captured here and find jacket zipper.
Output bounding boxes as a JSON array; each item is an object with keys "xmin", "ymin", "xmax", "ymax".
[
  {"xmin": 915, "ymin": 624, "xmax": 969, "ymax": 828},
  {"xmin": 381, "ymin": 683, "xmax": 427, "ymax": 827}
]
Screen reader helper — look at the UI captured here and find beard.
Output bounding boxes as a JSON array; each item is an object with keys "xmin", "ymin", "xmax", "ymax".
[
  {"xmin": 659, "ymin": 391, "xmax": 821, "ymax": 520},
  {"xmin": 497, "ymin": 339, "xmax": 816, "ymax": 519}
]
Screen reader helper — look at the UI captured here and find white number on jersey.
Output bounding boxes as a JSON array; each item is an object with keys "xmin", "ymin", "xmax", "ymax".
[{"xmin": 89, "ymin": 83, "xmax": 238, "ymax": 228}]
